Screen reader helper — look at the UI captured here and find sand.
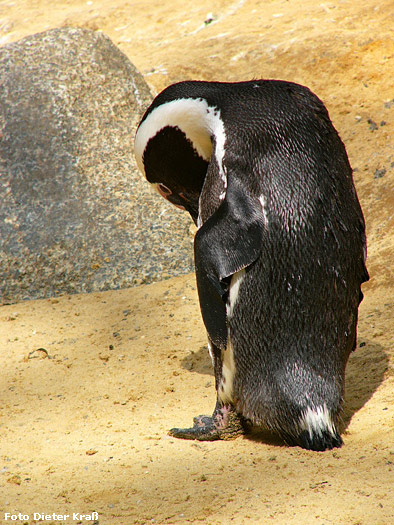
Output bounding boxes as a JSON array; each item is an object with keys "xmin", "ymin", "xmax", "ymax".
[{"xmin": 0, "ymin": 0, "xmax": 393, "ymax": 523}]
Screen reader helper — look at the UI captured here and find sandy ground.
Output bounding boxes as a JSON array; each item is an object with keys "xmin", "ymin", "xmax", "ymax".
[{"xmin": 1, "ymin": 0, "xmax": 394, "ymax": 523}]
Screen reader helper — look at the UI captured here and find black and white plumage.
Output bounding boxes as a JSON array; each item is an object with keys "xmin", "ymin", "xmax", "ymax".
[{"xmin": 134, "ymin": 79, "xmax": 369, "ymax": 451}]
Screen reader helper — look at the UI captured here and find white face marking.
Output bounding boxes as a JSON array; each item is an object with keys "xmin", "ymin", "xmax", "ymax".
[
  {"xmin": 226, "ymin": 269, "xmax": 245, "ymax": 319},
  {"xmin": 218, "ymin": 339, "xmax": 235, "ymax": 404},
  {"xmin": 299, "ymin": 405, "xmax": 336, "ymax": 439},
  {"xmin": 134, "ymin": 97, "xmax": 225, "ymax": 177},
  {"xmin": 135, "ymin": 97, "xmax": 227, "ymax": 230},
  {"xmin": 206, "ymin": 106, "xmax": 227, "ymax": 188}
]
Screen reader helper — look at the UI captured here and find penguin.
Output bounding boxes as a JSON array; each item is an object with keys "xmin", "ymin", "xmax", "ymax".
[{"xmin": 134, "ymin": 79, "xmax": 369, "ymax": 451}]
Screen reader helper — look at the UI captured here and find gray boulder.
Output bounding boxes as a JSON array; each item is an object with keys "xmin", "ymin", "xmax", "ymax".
[{"xmin": 0, "ymin": 28, "xmax": 194, "ymax": 304}]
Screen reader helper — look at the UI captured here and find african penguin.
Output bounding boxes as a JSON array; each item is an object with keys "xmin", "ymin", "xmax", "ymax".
[{"xmin": 134, "ymin": 80, "xmax": 369, "ymax": 451}]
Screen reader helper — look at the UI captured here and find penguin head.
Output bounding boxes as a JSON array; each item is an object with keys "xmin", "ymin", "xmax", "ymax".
[
  {"xmin": 135, "ymin": 94, "xmax": 218, "ymax": 224},
  {"xmin": 141, "ymin": 124, "xmax": 208, "ymax": 220}
]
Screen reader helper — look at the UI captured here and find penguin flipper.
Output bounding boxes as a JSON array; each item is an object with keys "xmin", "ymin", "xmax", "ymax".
[{"xmin": 194, "ymin": 174, "xmax": 266, "ymax": 349}]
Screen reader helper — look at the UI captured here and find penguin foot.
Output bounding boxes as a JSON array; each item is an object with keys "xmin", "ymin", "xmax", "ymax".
[{"xmin": 169, "ymin": 404, "xmax": 245, "ymax": 441}]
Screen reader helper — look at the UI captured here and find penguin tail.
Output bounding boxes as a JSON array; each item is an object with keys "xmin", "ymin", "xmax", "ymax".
[
  {"xmin": 284, "ymin": 404, "xmax": 343, "ymax": 451},
  {"xmin": 294, "ymin": 428, "xmax": 343, "ymax": 451}
]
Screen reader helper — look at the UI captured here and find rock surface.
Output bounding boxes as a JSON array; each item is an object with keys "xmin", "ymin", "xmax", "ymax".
[{"xmin": 0, "ymin": 27, "xmax": 194, "ymax": 304}]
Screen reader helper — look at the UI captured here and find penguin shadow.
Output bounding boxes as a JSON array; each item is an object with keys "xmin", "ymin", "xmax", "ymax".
[
  {"xmin": 180, "ymin": 345, "xmax": 214, "ymax": 376},
  {"xmin": 180, "ymin": 339, "xmax": 389, "ymax": 446},
  {"xmin": 342, "ymin": 338, "xmax": 389, "ymax": 430}
]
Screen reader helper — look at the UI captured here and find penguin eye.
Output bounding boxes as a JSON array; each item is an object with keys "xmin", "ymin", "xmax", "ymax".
[{"xmin": 157, "ymin": 183, "xmax": 172, "ymax": 196}]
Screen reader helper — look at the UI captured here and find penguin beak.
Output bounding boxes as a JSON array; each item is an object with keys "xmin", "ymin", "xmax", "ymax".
[
  {"xmin": 155, "ymin": 183, "xmax": 186, "ymax": 210},
  {"xmin": 153, "ymin": 183, "xmax": 200, "ymax": 224}
]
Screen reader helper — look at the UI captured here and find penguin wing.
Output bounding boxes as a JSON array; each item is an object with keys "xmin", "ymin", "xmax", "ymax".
[{"xmin": 194, "ymin": 173, "xmax": 266, "ymax": 348}]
